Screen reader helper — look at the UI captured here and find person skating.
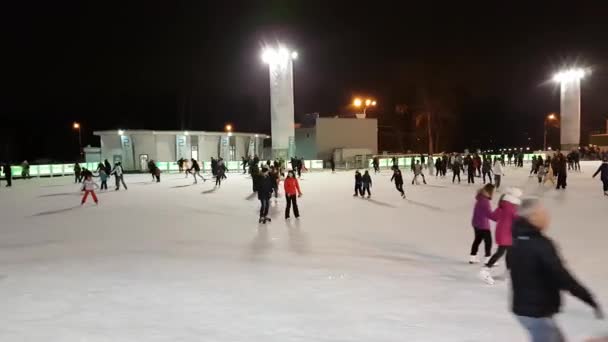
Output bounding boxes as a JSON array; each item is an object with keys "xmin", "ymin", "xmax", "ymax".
[
  {"xmin": 412, "ymin": 160, "xmax": 427, "ymax": 185},
  {"xmin": 543, "ymin": 161, "xmax": 556, "ymax": 186},
  {"xmin": 103, "ymin": 159, "xmax": 112, "ymax": 175},
  {"xmin": 466, "ymin": 157, "xmax": 476, "ymax": 184},
  {"xmin": 353, "ymin": 170, "xmax": 363, "ymax": 197},
  {"xmin": 215, "ymin": 162, "xmax": 225, "ymax": 187},
  {"xmin": 537, "ymin": 164, "xmax": 547, "ymax": 185},
  {"xmin": 529, "ymin": 156, "xmax": 537, "ymax": 176},
  {"xmin": 390, "ymin": 168, "xmax": 406, "ymax": 198},
  {"xmin": 469, "ymin": 184, "xmax": 495, "ymax": 264},
  {"xmin": 284, "ymin": 170, "xmax": 302, "ymax": 219},
  {"xmin": 99, "ymin": 168, "xmax": 109, "ymax": 191},
  {"xmin": 110, "ymin": 162, "xmax": 128, "ymax": 190},
  {"xmin": 177, "ymin": 158, "xmax": 185, "ymax": 173},
  {"xmin": 510, "ymin": 198, "xmax": 603, "ymax": 340},
  {"xmin": 435, "ymin": 157, "xmax": 443, "ymax": 178},
  {"xmin": 257, "ymin": 167, "xmax": 274, "ymax": 223},
  {"xmin": 329, "ymin": 157, "xmax": 336, "ymax": 173},
  {"xmin": 427, "ymin": 155, "xmax": 434, "ymax": 176},
  {"xmin": 2, "ymin": 163, "xmax": 12, "ymax": 187},
  {"xmin": 241, "ymin": 156, "xmax": 248, "ymax": 174},
  {"xmin": 555, "ymin": 154, "xmax": 568, "ymax": 190},
  {"xmin": 492, "ymin": 159, "xmax": 504, "ymax": 190},
  {"xmin": 372, "ymin": 156, "xmax": 380, "ymax": 174},
  {"xmin": 148, "ymin": 160, "xmax": 160, "ymax": 182},
  {"xmin": 21, "ymin": 160, "xmax": 30, "ymax": 179},
  {"xmin": 482, "ymin": 157, "xmax": 493, "ymax": 184},
  {"xmin": 80, "ymin": 174, "xmax": 99, "ymax": 206},
  {"xmin": 269, "ymin": 166, "xmax": 280, "ymax": 199},
  {"xmin": 189, "ymin": 158, "xmax": 206, "ymax": 184},
  {"xmin": 74, "ymin": 163, "xmax": 82, "ymax": 183},
  {"xmin": 479, "ymin": 187, "xmax": 522, "ymax": 284},
  {"xmin": 361, "ymin": 170, "xmax": 372, "ymax": 198},
  {"xmin": 452, "ymin": 159, "xmax": 462, "ymax": 184},
  {"xmin": 592, "ymin": 158, "xmax": 608, "ymax": 196}
]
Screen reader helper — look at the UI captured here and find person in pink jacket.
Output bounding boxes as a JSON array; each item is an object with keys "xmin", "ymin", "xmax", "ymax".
[
  {"xmin": 479, "ymin": 187, "xmax": 522, "ymax": 284},
  {"xmin": 469, "ymin": 184, "xmax": 496, "ymax": 264}
]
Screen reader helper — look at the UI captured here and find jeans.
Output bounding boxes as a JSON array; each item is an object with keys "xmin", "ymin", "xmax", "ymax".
[
  {"xmin": 494, "ymin": 175, "xmax": 502, "ymax": 189},
  {"xmin": 362, "ymin": 183, "xmax": 371, "ymax": 196},
  {"xmin": 515, "ymin": 316, "xmax": 565, "ymax": 342},
  {"xmin": 259, "ymin": 198, "xmax": 270, "ymax": 218},
  {"xmin": 483, "ymin": 171, "xmax": 492, "ymax": 184}
]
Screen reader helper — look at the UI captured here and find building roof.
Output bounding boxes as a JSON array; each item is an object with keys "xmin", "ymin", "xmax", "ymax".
[{"xmin": 93, "ymin": 129, "xmax": 269, "ymax": 138}]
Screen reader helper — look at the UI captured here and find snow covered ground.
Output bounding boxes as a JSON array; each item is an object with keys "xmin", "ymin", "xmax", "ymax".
[{"xmin": 0, "ymin": 162, "xmax": 606, "ymax": 341}]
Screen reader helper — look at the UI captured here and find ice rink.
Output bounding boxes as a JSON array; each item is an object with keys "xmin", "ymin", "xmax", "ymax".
[{"xmin": 0, "ymin": 162, "xmax": 606, "ymax": 341}]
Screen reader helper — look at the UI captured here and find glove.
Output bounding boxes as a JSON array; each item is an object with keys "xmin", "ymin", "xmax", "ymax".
[{"xmin": 594, "ymin": 307, "xmax": 604, "ymax": 320}]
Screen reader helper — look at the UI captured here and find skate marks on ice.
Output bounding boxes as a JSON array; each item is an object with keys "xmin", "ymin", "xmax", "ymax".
[
  {"xmin": 249, "ymin": 225, "xmax": 272, "ymax": 256},
  {"xmin": 30, "ymin": 205, "xmax": 83, "ymax": 217},
  {"xmin": 286, "ymin": 219, "xmax": 311, "ymax": 254},
  {"xmin": 364, "ymin": 198, "xmax": 397, "ymax": 208},
  {"xmin": 404, "ymin": 199, "xmax": 443, "ymax": 212}
]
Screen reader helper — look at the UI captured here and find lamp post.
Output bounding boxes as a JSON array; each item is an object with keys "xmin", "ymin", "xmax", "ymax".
[
  {"xmin": 353, "ymin": 98, "xmax": 377, "ymax": 118},
  {"xmin": 543, "ymin": 113, "xmax": 557, "ymax": 151},
  {"xmin": 553, "ymin": 68, "xmax": 587, "ymax": 150},
  {"xmin": 73, "ymin": 122, "xmax": 82, "ymax": 159},
  {"xmin": 262, "ymin": 45, "xmax": 298, "ymax": 159}
]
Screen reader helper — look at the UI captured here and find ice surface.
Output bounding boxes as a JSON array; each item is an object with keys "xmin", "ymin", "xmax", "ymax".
[{"xmin": 0, "ymin": 162, "xmax": 606, "ymax": 341}]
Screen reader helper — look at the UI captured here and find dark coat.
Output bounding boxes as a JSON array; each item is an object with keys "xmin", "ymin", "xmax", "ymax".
[
  {"xmin": 593, "ymin": 162, "xmax": 608, "ymax": 181},
  {"xmin": 256, "ymin": 174, "xmax": 274, "ymax": 199},
  {"xmin": 510, "ymin": 218, "xmax": 598, "ymax": 318},
  {"xmin": 391, "ymin": 170, "xmax": 404, "ymax": 185},
  {"xmin": 354, "ymin": 171, "xmax": 362, "ymax": 184},
  {"xmin": 362, "ymin": 173, "xmax": 372, "ymax": 185}
]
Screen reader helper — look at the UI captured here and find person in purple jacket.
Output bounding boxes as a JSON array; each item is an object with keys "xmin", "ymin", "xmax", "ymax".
[{"xmin": 469, "ymin": 184, "xmax": 496, "ymax": 264}]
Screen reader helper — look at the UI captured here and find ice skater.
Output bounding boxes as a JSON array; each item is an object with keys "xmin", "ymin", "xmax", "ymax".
[
  {"xmin": 284, "ymin": 170, "xmax": 302, "ymax": 219},
  {"xmin": 111, "ymin": 162, "xmax": 128, "ymax": 190},
  {"xmin": 353, "ymin": 170, "xmax": 363, "ymax": 197},
  {"xmin": 99, "ymin": 168, "xmax": 108, "ymax": 191},
  {"xmin": 390, "ymin": 168, "xmax": 405, "ymax": 198},
  {"xmin": 361, "ymin": 170, "xmax": 372, "ymax": 198},
  {"xmin": 412, "ymin": 160, "xmax": 427, "ymax": 185},
  {"xmin": 492, "ymin": 158, "xmax": 504, "ymax": 190},
  {"xmin": 467, "ymin": 157, "xmax": 476, "ymax": 184},
  {"xmin": 452, "ymin": 159, "xmax": 462, "ymax": 184},
  {"xmin": 80, "ymin": 174, "xmax": 99, "ymax": 206},
  {"xmin": 482, "ymin": 157, "xmax": 493, "ymax": 184},
  {"xmin": 215, "ymin": 163, "xmax": 225, "ymax": 187},
  {"xmin": 469, "ymin": 184, "xmax": 495, "ymax": 264},
  {"xmin": 479, "ymin": 187, "xmax": 522, "ymax": 284},
  {"xmin": 510, "ymin": 198, "xmax": 603, "ymax": 340},
  {"xmin": 189, "ymin": 158, "xmax": 206, "ymax": 184},
  {"xmin": 257, "ymin": 167, "xmax": 274, "ymax": 223},
  {"xmin": 269, "ymin": 166, "xmax": 280, "ymax": 199},
  {"xmin": 592, "ymin": 157, "xmax": 608, "ymax": 196}
]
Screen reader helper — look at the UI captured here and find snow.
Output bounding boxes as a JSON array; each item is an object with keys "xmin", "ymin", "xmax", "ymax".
[{"xmin": 0, "ymin": 162, "xmax": 606, "ymax": 341}]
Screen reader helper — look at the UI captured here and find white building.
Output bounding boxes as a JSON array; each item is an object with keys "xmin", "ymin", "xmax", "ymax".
[{"xmin": 94, "ymin": 130, "xmax": 268, "ymax": 171}]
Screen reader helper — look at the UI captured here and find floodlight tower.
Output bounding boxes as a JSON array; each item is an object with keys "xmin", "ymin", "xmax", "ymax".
[
  {"xmin": 261, "ymin": 45, "xmax": 298, "ymax": 159},
  {"xmin": 553, "ymin": 68, "xmax": 587, "ymax": 151}
]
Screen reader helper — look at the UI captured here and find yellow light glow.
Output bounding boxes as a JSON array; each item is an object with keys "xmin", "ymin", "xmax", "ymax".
[
  {"xmin": 547, "ymin": 114, "xmax": 556, "ymax": 120},
  {"xmin": 353, "ymin": 98, "xmax": 362, "ymax": 107},
  {"xmin": 225, "ymin": 124, "xmax": 233, "ymax": 132},
  {"xmin": 365, "ymin": 99, "xmax": 372, "ymax": 106},
  {"xmin": 73, "ymin": 122, "xmax": 80, "ymax": 129},
  {"xmin": 371, "ymin": 100, "xmax": 377, "ymax": 106}
]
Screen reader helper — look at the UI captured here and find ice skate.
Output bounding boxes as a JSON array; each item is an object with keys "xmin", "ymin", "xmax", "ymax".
[
  {"xmin": 259, "ymin": 217, "xmax": 264, "ymax": 224},
  {"xmin": 469, "ymin": 255, "xmax": 480, "ymax": 264},
  {"xmin": 485, "ymin": 257, "xmax": 498, "ymax": 266},
  {"xmin": 479, "ymin": 267, "xmax": 495, "ymax": 285}
]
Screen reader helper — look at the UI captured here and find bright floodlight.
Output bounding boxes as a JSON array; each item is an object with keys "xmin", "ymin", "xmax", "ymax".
[
  {"xmin": 261, "ymin": 46, "xmax": 298, "ymax": 65},
  {"xmin": 371, "ymin": 100, "xmax": 377, "ymax": 106},
  {"xmin": 118, "ymin": 129, "xmax": 124, "ymax": 136},
  {"xmin": 225, "ymin": 124, "xmax": 233, "ymax": 132},
  {"xmin": 365, "ymin": 99, "xmax": 372, "ymax": 106},
  {"xmin": 553, "ymin": 68, "xmax": 587, "ymax": 83},
  {"xmin": 353, "ymin": 98, "xmax": 362, "ymax": 107},
  {"xmin": 73, "ymin": 122, "xmax": 80, "ymax": 129}
]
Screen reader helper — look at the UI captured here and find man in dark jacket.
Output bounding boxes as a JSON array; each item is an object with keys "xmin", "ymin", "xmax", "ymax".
[
  {"xmin": 592, "ymin": 158, "xmax": 608, "ymax": 196},
  {"xmin": 3, "ymin": 163, "xmax": 12, "ymax": 187},
  {"xmin": 256, "ymin": 167, "xmax": 274, "ymax": 223},
  {"xmin": 510, "ymin": 198, "xmax": 602, "ymax": 341},
  {"xmin": 555, "ymin": 154, "xmax": 568, "ymax": 190}
]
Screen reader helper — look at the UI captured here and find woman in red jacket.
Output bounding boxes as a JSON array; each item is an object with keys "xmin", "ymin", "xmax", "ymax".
[{"xmin": 284, "ymin": 170, "xmax": 302, "ymax": 219}]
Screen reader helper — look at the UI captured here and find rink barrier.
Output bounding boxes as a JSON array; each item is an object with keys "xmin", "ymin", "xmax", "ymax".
[
  {"xmin": 2, "ymin": 160, "xmax": 326, "ymax": 179},
  {"xmin": 366, "ymin": 153, "xmax": 547, "ymax": 169}
]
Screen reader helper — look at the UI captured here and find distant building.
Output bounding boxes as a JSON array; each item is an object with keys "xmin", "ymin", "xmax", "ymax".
[
  {"xmin": 93, "ymin": 130, "xmax": 268, "ymax": 171},
  {"xmin": 295, "ymin": 117, "xmax": 378, "ymax": 162}
]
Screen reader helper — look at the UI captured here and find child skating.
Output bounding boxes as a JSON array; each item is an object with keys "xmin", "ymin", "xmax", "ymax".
[
  {"xmin": 81, "ymin": 174, "xmax": 99, "ymax": 206},
  {"xmin": 469, "ymin": 184, "xmax": 495, "ymax": 264},
  {"xmin": 391, "ymin": 168, "xmax": 406, "ymax": 198},
  {"xmin": 361, "ymin": 170, "xmax": 372, "ymax": 198}
]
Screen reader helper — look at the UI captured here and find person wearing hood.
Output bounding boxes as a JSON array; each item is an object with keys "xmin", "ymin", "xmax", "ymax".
[
  {"xmin": 592, "ymin": 158, "xmax": 608, "ymax": 196},
  {"xmin": 390, "ymin": 168, "xmax": 405, "ymax": 198},
  {"xmin": 361, "ymin": 170, "xmax": 372, "ymax": 198},
  {"xmin": 353, "ymin": 170, "xmax": 363, "ymax": 197},
  {"xmin": 510, "ymin": 198, "xmax": 603, "ymax": 341},
  {"xmin": 482, "ymin": 156, "xmax": 493, "ymax": 185},
  {"xmin": 479, "ymin": 187, "xmax": 522, "ymax": 284},
  {"xmin": 469, "ymin": 184, "xmax": 496, "ymax": 264}
]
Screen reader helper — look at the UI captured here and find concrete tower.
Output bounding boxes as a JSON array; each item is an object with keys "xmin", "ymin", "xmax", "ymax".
[
  {"xmin": 262, "ymin": 46, "xmax": 298, "ymax": 159},
  {"xmin": 554, "ymin": 69, "xmax": 586, "ymax": 151}
]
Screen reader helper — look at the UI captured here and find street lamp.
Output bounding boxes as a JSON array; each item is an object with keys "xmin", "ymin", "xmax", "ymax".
[
  {"xmin": 225, "ymin": 124, "xmax": 233, "ymax": 132},
  {"xmin": 73, "ymin": 122, "xmax": 82, "ymax": 158},
  {"xmin": 353, "ymin": 97, "xmax": 377, "ymax": 118},
  {"xmin": 543, "ymin": 113, "xmax": 558, "ymax": 151},
  {"xmin": 553, "ymin": 68, "xmax": 587, "ymax": 150},
  {"xmin": 261, "ymin": 44, "xmax": 298, "ymax": 159}
]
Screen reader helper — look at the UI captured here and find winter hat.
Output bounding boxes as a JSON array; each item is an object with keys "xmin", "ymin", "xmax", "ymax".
[{"xmin": 502, "ymin": 187, "xmax": 523, "ymax": 205}]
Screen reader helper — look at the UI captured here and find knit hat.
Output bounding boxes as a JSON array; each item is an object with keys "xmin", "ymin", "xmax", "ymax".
[{"xmin": 502, "ymin": 187, "xmax": 523, "ymax": 205}]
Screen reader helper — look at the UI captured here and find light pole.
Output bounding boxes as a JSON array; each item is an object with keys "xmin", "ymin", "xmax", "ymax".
[
  {"xmin": 262, "ymin": 45, "xmax": 298, "ymax": 159},
  {"xmin": 553, "ymin": 68, "xmax": 587, "ymax": 150},
  {"xmin": 543, "ymin": 113, "xmax": 557, "ymax": 151},
  {"xmin": 353, "ymin": 98, "xmax": 377, "ymax": 118},
  {"xmin": 73, "ymin": 122, "xmax": 82, "ymax": 159}
]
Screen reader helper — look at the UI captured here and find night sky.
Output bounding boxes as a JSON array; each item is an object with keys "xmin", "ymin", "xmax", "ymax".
[{"xmin": 3, "ymin": 1, "xmax": 608, "ymax": 161}]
